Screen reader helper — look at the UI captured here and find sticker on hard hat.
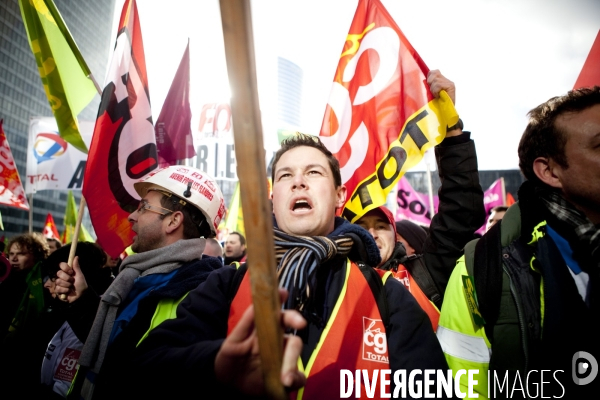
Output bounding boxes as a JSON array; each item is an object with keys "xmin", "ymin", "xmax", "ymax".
[
  {"xmin": 215, "ymin": 202, "xmax": 226, "ymax": 226},
  {"xmin": 169, "ymin": 173, "xmax": 214, "ymax": 201},
  {"xmin": 203, "ymin": 178, "xmax": 216, "ymax": 192}
]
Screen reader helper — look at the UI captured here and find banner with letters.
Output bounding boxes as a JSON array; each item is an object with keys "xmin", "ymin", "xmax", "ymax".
[
  {"xmin": 475, "ymin": 177, "xmax": 506, "ymax": 235},
  {"xmin": 395, "ymin": 177, "xmax": 438, "ymax": 226},
  {"xmin": 83, "ymin": 0, "xmax": 157, "ymax": 258},
  {"xmin": 26, "ymin": 117, "xmax": 92, "ymax": 194},
  {"xmin": 319, "ymin": 0, "xmax": 458, "ymax": 223}
]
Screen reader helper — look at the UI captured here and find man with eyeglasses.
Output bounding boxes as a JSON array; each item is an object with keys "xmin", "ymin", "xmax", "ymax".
[{"xmin": 53, "ymin": 166, "xmax": 226, "ymax": 400}]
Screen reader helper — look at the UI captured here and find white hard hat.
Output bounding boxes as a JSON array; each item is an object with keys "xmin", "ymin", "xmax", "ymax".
[{"xmin": 133, "ymin": 166, "xmax": 226, "ymax": 236}]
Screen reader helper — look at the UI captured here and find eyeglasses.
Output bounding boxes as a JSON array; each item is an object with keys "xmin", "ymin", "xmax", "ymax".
[{"xmin": 136, "ymin": 200, "xmax": 174, "ymax": 216}]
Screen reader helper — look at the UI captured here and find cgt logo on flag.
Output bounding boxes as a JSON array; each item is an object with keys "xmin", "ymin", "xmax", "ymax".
[
  {"xmin": 320, "ymin": 0, "xmax": 458, "ymax": 222},
  {"xmin": 33, "ymin": 133, "xmax": 68, "ymax": 164},
  {"xmin": 362, "ymin": 317, "xmax": 388, "ymax": 364}
]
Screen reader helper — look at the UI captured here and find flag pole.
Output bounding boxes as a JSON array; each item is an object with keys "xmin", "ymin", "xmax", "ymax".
[
  {"xmin": 425, "ymin": 159, "xmax": 436, "ymax": 220},
  {"xmin": 501, "ymin": 177, "xmax": 506, "ymax": 205},
  {"xmin": 44, "ymin": 0, "xmax": 103, "ymax": 297},
  {"xmin": 28, "ymin": 193, "xmax": 33, "ymax": 233},
  {"xmin": 219, "ymin": 1, "xmax": 285, "ymax": 398}
]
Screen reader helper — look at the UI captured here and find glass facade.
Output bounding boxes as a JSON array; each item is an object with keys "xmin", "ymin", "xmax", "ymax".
[
  {"xmin": 0, "ymin": 0, "xmax": 115, "ymax": 238},
  {"xmin": 277, "ymin": 57, "xmax": 303, "ymax": 129}
]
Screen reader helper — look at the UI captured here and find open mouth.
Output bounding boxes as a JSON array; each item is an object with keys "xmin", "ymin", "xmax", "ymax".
[{"xmin": 292, "ymin": 199, "xmax": 312, "ymax": 211}]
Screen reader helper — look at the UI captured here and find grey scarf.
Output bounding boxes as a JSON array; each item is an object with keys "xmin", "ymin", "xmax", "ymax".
[{"xmin": 78, "ymin": 238, "xmax": 205, "ymax": 374}]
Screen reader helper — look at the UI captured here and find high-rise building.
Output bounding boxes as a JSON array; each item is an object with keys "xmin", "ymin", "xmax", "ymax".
[
  {"xmin": 0, "ymin": 0, "xmax": 115, "ymax": 239},
  {"xmin": 277, "ymin": 57, "xmax": 303, "ymax": 129}
]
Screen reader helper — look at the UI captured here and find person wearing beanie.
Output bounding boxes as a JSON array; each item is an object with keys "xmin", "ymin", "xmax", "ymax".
[
  {"xmin": 39, "ymin": 242, "xmax": 109, "ymax": 398},
  {"xmin": 395, "ymin": 219, "xmax": 428, "ymax": 255},
  {"xmin": 354, "ymin": 72, "xmax": 485, "ymax": 330}
]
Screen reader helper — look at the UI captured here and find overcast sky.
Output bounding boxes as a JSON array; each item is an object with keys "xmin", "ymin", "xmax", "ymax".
[{"xmin": 110, "ymin": 0, "xmax": 599, "ymax": 171}]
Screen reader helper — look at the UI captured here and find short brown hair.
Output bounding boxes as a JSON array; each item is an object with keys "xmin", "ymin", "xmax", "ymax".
[
  {"xmin": 228, "ymin": 231, "xmax": 246, "ymax": 246},
  {"xmin": 518, "ymin": 86, "xmax": 600, "ymax": 185},
  {"xmin": 8, "ymin": 232, "xmax": 49, "ymax": 263},
  {"xmin": 271, "ymin": 133, "xmax": 342, "ymax": 188},
  {"xmin": 158, "ymin": 193, "xmax": 213, "ymax": 239}
]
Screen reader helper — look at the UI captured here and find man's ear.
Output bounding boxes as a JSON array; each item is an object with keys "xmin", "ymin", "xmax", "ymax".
[
  {"xmin": 335, "ymin": 185, "xmax": 347, "ymax": 209},
  {"xmin": 165, "ymin": 211, "xmax": 184, "ymax": 234},
  {"xmin": 532, "ymin": 157, "xmax": 563, "ymax": 189}
]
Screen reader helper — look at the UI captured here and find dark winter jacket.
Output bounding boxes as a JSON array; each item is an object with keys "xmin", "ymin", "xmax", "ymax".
[{"xmin": 131, "ymin": 220, "xmax": 449, "ymax": 398}]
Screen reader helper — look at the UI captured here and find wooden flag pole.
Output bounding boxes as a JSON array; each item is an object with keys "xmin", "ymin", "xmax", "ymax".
[
  {"xmin": 67, "ymin": 196, "xmax": 86, "ymax": 265},
  {"xmin": 219, "ymin": 1, "xmax": 286, "ymax": 399},
  {"xmin": 59, "ymin": 80, "xmax": 102, "ymax": 300},
  {"xmin": 28, "ymin": 193, "xmax": 33, "ymax": 233}
]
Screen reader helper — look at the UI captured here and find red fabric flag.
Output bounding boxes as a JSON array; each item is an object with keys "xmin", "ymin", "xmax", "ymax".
[
  {"xmin": 319, "ymin": 0, "xmax": 458, "ymax": 222},
  {"xmin": 43, "ymin": 213, "xmax": 61, "ymax": 241},
  {"xmin": 155, "ymin": 41, "xmax": 195, "ymax": 167},
  {"xmin": 506, "ymin": 192, "xmax": 516, "ymax": 206},
  {"xmin": 82, "ymin": 0, "xmax": 157, "ymax": 258},
  {"xmin": 0, "ymin": 119, "xmax": 30, "ymax": 211},
  {"xmin": 574, "ymin": 30, "xmax": 600, "ymax": 89}
]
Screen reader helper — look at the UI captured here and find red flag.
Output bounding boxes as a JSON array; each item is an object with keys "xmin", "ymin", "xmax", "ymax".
[
  {"xmin": 320, "ymin": 0, "xmax": 458, "ymax": 222},
  {"xmin": 155, "ymin": 41, "xmax": 195, "ymax": 167},
  {"xmin": 82, "ymin": 0, "xmax": 157, "ymax": 258},
  {"xmin": 0, "ymin": 119, "xmax": 30, "ymax": 211},
  {"xmin": 506, "ymin": 192, "xmax": 516, "ymax": 206},
  {"xmin": 574, "ymin": 30, "xmax": 600, "ymax": 89},
  {"xmin": 43, "ymin": 213, "xmax": 61, "ymax": 241}
]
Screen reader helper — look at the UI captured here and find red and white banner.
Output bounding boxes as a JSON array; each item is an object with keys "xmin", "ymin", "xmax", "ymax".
[
  {"xmin": 395, "ymin": 177, "xmax": 438, "ymax": 226},
  {"xmin": 319, "ymin": 0, "xmax": 458, "ymax": 222},
  {"xmin": 43, "ymin": 213, "xmax": 61, "ymax": 241},
  {"xmin": 26, "ymin": 117, "xmax": 93, "ymax": 194},
  {"xmin": 83, "ymin": 0, "xmax": 157, "ymax": 258},
  {"xmin": 0, "ymin": 119, "xmax": 29, "ymax": 211}
]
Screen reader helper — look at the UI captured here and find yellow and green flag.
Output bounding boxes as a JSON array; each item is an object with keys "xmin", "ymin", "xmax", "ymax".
[
  {"xmin": 224, "ymin": 182, "xmax": 245, "ymax": 237},
  {"xmin": 19, "ymin": 0, "xmax": 97, "ymax": 153},
  {"xmin": 61, "ymin": 190, "xmax": 94, "ymax": 244}
]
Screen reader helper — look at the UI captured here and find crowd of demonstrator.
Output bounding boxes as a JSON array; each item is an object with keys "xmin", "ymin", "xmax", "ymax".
[{"xmin": 0, "ymin": 76, "xmax": 598, "ymax": 399}]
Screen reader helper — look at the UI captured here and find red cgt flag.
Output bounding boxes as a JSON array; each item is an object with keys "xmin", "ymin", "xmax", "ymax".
[
  {"xmin": 43, "ymin": 213, "xmax": 61, "ymax": 241},
  {"xmin": 155, "ymin": 40, "xmax": 195, "ymax": 167},
  {"xmin": 83, "ymin": 0, "xmax": 157, "ymax": 258},
  {"xmin": 574, "ymin": 30, "xmax": 600, "ymax": 89},
  {"xmin": 320, "ymin": 0, "xmax": 458, "ymax": 222},
  {"xmin": 0, "ymin": 119, "xmax": 30, "ymax": 211}
]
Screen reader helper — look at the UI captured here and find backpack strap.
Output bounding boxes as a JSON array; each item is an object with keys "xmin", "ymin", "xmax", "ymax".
[
  {"xmin": 402, "ymin": 254, "xmax": 443, "ymax": 310},
  {"xmin": 467, "ymin": 221, "xmax": 504, "ymax": 342},
  {"xmin": 356, "ymin": 261, "xmax": 390, "ymax": 334}
]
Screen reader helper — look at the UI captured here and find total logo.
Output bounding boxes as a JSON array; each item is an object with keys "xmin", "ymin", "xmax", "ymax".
[{"xmin": 33, "ymin": 132, "xmax": 68, "ymax": 164}]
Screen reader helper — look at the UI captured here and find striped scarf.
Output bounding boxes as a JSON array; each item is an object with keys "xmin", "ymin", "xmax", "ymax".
[
  {"xmin": 538, "ymin": 187, "xmax": 600, "ymax": 271},
  {"xmin": 274, "ymin": 227, "xmax": 355, "ymax": 311}
]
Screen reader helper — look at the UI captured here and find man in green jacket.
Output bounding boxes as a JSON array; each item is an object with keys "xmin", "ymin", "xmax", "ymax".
[{"xmin": 438, "ymin": 86, "xmax": 600, "ymax": 398}]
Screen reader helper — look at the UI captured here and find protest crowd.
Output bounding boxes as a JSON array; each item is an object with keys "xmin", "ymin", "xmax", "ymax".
[{"xmin": 0, "ymin": 0, "xmax": 598, "ymax": 399}]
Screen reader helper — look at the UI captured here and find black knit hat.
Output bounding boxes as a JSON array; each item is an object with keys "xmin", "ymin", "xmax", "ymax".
[
  {"xmin": 42, "ymin": 242, "xmax": 111, "ymax": 295},
  {"xmin": 394, "ymin": 220, "xmax": 428, "ymax": 255}
]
